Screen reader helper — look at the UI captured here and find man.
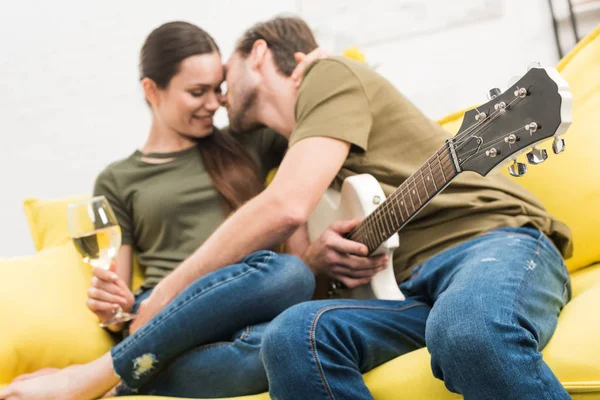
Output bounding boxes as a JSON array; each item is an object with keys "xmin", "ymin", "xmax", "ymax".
[{"xmin": 143, "ymin": 16, "xmax": 571, "ymax": 400}]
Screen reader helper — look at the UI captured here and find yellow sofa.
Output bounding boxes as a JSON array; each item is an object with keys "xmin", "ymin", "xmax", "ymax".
[{"xmin": 1, "ymin": 25, "xmax": 599, "ymax": 400}]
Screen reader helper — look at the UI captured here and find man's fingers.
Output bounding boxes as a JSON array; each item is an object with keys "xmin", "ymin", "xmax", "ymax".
[
  {"xmin": 324, "ymin": 219, "xmax": 369, "ymax": 256},
  {"xmin": 338, "ymin": 276, "xmax": 373, "ymax": 289},
  {"xmin": 329, "ymin": 236, "xmax": 370, "ymax": 257},
  {"xmin": 338, "ymin": 253, "xmax": 388, "ymax": 271},
  {"xmin": 294, "ymin": 52, "xmax": 306, "ymax": 63},
  {"xmin": 330, "ymin": 264, "xmax": 384, "ymax": 279},
  {"xmin": 291, "ymin": 52, "xmax": 308, "ymax": 81},
  {"xmin": 329, "ymin": 219, "xmax": 361, "ymax": 234}
]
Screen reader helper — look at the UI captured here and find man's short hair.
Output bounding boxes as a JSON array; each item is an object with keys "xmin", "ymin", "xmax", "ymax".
[{"xmin": 236, "ymin": 16, "xmax": 319, "ymax": 77}]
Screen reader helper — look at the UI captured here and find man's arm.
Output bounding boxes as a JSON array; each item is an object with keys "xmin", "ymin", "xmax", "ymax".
[{"xmin": 129, "ymin": 137, "xmax": 350, "ymax": 331}]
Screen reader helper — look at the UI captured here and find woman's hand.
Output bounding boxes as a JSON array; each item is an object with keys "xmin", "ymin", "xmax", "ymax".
[
  {"xmin": 291, "ymin": 47, "xmax": 332, "ymax": 88},
  {"xmin": 86, "ymin": 261, "xmax": 135, "ymax": 331}
]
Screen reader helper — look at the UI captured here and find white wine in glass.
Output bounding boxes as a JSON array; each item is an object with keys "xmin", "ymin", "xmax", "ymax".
[{"xmin": 67, "ymin": 196, "xmax": 135, "ymax": 327}]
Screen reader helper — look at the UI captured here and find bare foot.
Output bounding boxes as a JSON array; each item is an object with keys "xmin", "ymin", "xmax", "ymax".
[
  {"xmin": 0, "ymin": 362, "xmax": 117, "ymax": 400},
  {"xmin": 11, "ymin": 368, "xmax": 60, "ymax": 383}
]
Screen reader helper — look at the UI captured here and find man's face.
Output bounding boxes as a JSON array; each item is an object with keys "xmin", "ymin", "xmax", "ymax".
[{"xmin": 224, "ymin": 52, "xmax": 260, "ymax": 132}]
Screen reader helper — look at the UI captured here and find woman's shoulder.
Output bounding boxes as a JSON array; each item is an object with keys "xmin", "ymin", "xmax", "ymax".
[{"xmin": 95, "ymin": 152, "xmax": 139, "ymax": 187}]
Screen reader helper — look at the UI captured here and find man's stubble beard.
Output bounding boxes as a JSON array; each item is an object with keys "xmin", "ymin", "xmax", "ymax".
[{"xmin": 229, "ymin": 85, "xmax": 260, "ymax": 133}]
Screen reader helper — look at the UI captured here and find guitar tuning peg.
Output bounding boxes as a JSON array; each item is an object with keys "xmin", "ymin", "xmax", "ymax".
[
  {"xmin": 527, "ymin": 61, "xmax": 542, "ymax": 71},
  {"xmin": 508, "ymin": 76, "xmax": 521, "ymax": 88},
  {"xmin": 508, "ymin": 160, "xmax": 528, "ymax": 177},
  {"xmin": 552, "ymin": 137, "xmax": 565, "ymax": 154},
  {"xmin": 487, "ymin": 88, "xmax": 502, "ymax": 100},
  {"xmin": 526, "ymin": 147, "xmax": 548, "ymax": 164}
]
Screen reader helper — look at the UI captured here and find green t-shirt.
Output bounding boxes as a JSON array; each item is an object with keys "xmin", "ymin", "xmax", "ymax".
[
  {"xmin": 94, "ymin": 127, "xmax": 287, "ymax": 289},
  {"xmin": 291, "ymin": 57, "xmax": 573, "ymax": 283}
]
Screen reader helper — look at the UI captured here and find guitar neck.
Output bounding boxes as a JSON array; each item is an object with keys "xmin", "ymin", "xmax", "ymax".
[{"xmin": 348, "ymin": 141, "xmax": 460, "ymax": 253}]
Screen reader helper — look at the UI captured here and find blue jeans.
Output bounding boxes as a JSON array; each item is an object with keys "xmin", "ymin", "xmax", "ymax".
[
  {"xmin": 261, "ymin": 227, "xmax": 572, "ymax": 400},
  {"xmin": 111, "ymin": 250, "xmax": 315, "ymax": 398}
]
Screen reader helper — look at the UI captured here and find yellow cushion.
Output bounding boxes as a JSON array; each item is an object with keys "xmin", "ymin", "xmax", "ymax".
[
  {"xmin": 438, "ymin": 25, "xmax": 600, "ymax": 273},
  {"xmin": 23, "ymin": 196, "xmax": 88, "ymax": 252},
  {"xmin": 571, "ymin": 263, "xmax": 600, "ymax": 298},
  {"xmin": 22, "ymin": 196, "xmax": 145, "ymax": 291},
  {"xmin": 0, "ymin": 243, "xmax": 114, "ymax": 384}
]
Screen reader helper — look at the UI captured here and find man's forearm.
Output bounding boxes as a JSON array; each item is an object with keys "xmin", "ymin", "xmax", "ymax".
[{"xmin": 157, "ymin": 190, "xmax": 306, "ymax": 299}]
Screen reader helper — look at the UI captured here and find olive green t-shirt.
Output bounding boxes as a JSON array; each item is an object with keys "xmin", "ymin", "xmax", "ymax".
[
  {"xmin": 93, "ymin": 127, "xmax": 287, "ymax": 289},
  {"xmin": 291, "ymin": 57, "xmax": 573, "ymax": 283}
]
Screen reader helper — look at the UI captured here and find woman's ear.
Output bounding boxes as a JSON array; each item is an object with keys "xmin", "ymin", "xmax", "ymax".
[{"xmin": 142, "ymin": 77, "xmax": 159, "ymax": 106}]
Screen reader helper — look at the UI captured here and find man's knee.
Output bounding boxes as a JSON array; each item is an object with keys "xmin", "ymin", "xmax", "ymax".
[
  {"xmin": 262, "ymin": 302, "xmax": 314, "ymax": 364},
  {"xmin": 427, "ymin": 296, "xmax": 502, "ymax": 370},
  {"xmin": 262, "ymin": 301, "xmax": 346, "ymax": 364}
]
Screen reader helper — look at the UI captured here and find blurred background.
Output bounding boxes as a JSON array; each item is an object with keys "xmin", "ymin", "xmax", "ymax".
[{"xmin": 1, "ymin": 0, "xmax": 598, "ymax": 256}]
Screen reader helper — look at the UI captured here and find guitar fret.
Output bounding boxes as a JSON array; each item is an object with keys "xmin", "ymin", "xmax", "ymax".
[
  {"xmin": 421, "ymin": 167, "xmax": 430, "ymax": 197},
  {"xmin": 383, "ymin": 205, "xmax": 394, "ymax": 237},
  {"xmin": 413, "ymin": 183, "xmax": 422, "ymax": 204},
  {"xmin": 390, "ymin": 200, "xmax": 400, "ymax": 227},
  {"xmin": 373, "ymin": 213, "xmax": 385, "ymax": 241},
  {"xmin": 424, "ymin": 160, "xmax": 437, "ymax": 196},
  {"xmin": 381, "ymin": 205, "xmax": 391, "ymax": 233},
  {"xmin": 395, "ymin": 195, "xmax": 410, "ymax": 222},
  {"xmin": 365, "ymin": 216, "xmax": 377, "ymax": 251},
  {"xmin": 407, "ymin": 185, "xmax": 417, "ymax": 213},
  {"xmin": 429, "ymin": 158, "xmax": 438, "ymax": 191},
  {"xmin": 437, "ymin": 152, "xmax": 446, "ymax": 182},
  {"xmin": 369, "ymin": 214, "xmax": 377, "ymax": 251}
]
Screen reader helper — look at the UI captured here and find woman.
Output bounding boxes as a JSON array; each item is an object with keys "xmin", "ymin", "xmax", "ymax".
[{"xmin": 1, "ymin": 21, "xmax": 316, "ymax": 399}]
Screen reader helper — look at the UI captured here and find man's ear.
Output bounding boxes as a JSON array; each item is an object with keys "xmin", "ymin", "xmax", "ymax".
[
  {"xmin": 142, "ymin": 77, "xmax": 160, "ymax": 105},
  {"xmin": 249, "ymin": 39, "xmax": 269, "ymax": 70}
]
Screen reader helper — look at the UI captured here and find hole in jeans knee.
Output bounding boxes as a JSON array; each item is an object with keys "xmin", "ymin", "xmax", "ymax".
[{"xmin": 132, "ymin": 353, "xmax": 158, "ymax": 380}]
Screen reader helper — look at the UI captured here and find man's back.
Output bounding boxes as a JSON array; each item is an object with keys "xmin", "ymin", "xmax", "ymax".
[{"xmin": 291, "ymin": 56, "xmax": 572, "ymax": 281}]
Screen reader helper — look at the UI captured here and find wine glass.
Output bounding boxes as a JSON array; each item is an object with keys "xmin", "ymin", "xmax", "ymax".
[{"xmin": 67, "ymin": 195, "xmax": 135, "ymax": 327}]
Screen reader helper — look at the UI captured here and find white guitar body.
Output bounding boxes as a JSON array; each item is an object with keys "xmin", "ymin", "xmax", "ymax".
[{"xmin": 308, "ymin": 174, "xmax": 405, "ymax": 301}]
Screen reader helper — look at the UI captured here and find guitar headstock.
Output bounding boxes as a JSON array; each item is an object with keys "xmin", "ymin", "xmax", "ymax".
[{"xmin": 451, "ymin": 66, "xmax": 572, "ymax": 177}]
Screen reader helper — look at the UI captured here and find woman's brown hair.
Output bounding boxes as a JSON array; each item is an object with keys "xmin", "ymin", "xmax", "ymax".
[{"xmin": 140, "ymin": 21, "xmax": 264, "ymax": 212}]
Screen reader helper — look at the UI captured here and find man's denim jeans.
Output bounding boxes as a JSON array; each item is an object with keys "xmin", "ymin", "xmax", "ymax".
[
  {"xmin": 111, "ymin": 250, "xmax": 315, "ymax": 397},
  {"xmin": 261, "ymin": 226, "xmax": 571, "ymax": 400}
]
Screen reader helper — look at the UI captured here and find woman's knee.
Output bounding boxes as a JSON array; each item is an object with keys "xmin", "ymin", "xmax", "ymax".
[{"xmin": 245, "ymin": 251, "xmax": 315, "ymax": 300}]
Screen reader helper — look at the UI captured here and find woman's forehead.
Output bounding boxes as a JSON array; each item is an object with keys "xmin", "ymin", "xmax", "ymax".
[{"xmin": 176, "ymin": 53, "xmax": 224, "ymax": 85}]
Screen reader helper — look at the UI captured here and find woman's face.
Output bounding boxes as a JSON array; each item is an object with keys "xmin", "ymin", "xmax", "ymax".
[{"xmin": 153, "ymin": 52, "xmax": 224, "ymax": 139}]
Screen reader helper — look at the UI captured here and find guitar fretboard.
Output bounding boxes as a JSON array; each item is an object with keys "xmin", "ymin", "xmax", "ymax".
[{"xmin": 348, "ymin": 142, "xmax": 459, "ymax": 253}]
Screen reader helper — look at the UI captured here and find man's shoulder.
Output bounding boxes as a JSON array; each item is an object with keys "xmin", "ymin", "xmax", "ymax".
[
  {"xmin": 300, "ymin": 56, "xmax": 389, "ymax": 103},
  {"xmin": 304, "ymin": 56, "xmax": 369, "ymax": 80}
]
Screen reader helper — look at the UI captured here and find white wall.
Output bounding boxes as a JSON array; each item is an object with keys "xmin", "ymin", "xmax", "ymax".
[{"xmin": 0, "ymin": 0, "xmax": 566, "ymax": 257}]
